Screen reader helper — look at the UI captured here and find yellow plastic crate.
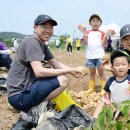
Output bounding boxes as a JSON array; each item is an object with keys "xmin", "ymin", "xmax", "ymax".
[{"xmin": 52, "ymin": 89, "xmax": 81, "ymax": 111}]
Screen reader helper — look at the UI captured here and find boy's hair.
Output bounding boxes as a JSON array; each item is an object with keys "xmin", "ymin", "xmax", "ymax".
[
  {"xmin": 110, "ymin": 50, "xmax": 130, "ymax": 65},
  {"xmin": 89, "ymin": 14, "xmax": 102, "ymax": 23}
]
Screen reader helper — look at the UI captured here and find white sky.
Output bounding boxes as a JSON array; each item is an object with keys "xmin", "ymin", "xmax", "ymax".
[{"xmin": 0, "ymin": 0, "xmax": 130, "ymax": 38}]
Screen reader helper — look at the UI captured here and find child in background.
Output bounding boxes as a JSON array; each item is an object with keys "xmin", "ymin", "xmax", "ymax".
[
  {"xmin": 78, "ymin": 14, "xmax": 115, "ymax": 95},
  {"xmin": 55, "ymin": 37, "xmax": 61, "ymax": 52},
  {"xmin": 65, "ymin": 35, "xmax": 73, "ymax": 54},
  {"xmin": 75, "ymin": 38, "xmax": 81, "ymax": 53},
  {"xmin": 93, "ymin": 50, "xmax": 130, "ymax": 119},
  {"xmin": 107, "ymin": 36, "xmax": 112, "ymax": 52}
]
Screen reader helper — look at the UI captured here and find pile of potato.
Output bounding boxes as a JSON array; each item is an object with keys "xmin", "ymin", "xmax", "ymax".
[{"xmin": 69, "ymin": 91, "xmax": 102, "ymax": 112}]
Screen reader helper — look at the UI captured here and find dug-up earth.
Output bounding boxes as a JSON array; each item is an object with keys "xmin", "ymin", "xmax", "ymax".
[{"xmin": 0, "ymin": 50, "xmax": 112, "ymax": 130}]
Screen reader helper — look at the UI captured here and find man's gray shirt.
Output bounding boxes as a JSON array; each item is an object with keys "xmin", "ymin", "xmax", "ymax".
[{"xmin": 7, "ymin": 35, "xmax": 54, "ymax": 97}]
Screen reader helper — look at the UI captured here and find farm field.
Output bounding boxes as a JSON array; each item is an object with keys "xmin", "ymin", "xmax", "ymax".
[{"xmin": 0, "ymin": 49, "xmax": 112, "ymax": 130}]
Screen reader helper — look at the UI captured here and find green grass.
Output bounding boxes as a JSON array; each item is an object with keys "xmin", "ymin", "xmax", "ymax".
[{"xmin": 49, "ymin": 42, "xmax": 86, "ymax": 51}]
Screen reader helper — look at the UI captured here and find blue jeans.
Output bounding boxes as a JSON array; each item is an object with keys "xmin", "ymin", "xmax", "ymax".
[
  {"xmin": 0, "ymin": 54, "xmax": 12, "ymax": 70},
  {"xmin": 8, "ymin": 76, "xmax": 60, "ymax": 112},
  {"xmin": 86, "ymin": 58, "xmax": 102, "ymax": 68}
]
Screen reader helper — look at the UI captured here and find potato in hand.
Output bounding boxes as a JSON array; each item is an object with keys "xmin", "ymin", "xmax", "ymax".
[
  {"xmin": 103, "ymin": 54, "xmax": 110, "ymax": 63},
  {"xmin": 76, "ymin": 66, "xmax": 88, "ymax": 76}
]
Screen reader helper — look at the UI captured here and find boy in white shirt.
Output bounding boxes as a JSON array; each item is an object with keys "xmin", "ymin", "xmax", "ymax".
[
  {"xmin": 78, "ymin": 14, "xmax": 115, "ymax": 95},
  {"xmin": 93, "ymin": 50, "xmax": 130, "ymax": 119}
]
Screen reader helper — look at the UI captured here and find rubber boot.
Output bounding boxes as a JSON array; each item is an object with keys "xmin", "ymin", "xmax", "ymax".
[
  {"xmin": 100, "ymin": 80, "xmax": 106, "ymax": 95},
  {"xmin": 86, "ymin": 80, "xmax": 95, "ymax": 94}
]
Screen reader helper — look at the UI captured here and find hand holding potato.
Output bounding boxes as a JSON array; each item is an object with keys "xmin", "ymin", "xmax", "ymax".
[
  {"xmin": 102, "ymin": 54, "xmax": 110, "ymax": 64},
  {"xmin": 78, "ymin": 25, "xmax": 87, "ymax": 35},
  {"xmin": 75, "ymin": 66, "xmax": 88, "ymax": 76},
  {"xmin": 69, "ymin": 66, "xmax": 88, "ymax": 78},
  {"xmin": 102, "ymin": 54, "xmax": 113, "ymax": 71}
]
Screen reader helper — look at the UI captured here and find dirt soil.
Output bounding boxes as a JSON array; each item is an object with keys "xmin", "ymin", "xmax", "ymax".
[{"xmin": 0, "ymin": 50, "xmax": 112, "ymax": 130}]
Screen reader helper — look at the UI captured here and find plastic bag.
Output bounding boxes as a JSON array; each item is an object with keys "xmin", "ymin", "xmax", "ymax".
[
  {"xmin": 0, "ymin": 78, "xmax": 7, "ymax": 94},
  {"xmin": 57, "ymin": 104, "xmax": 92, "ymax": 129},
  {"xmin": 37, "ymin": 117, "xmax": 70, "ymax": 130},
  {"xmin": 36, "ymin": 104, "xmax": 92, "ymax": 130}
]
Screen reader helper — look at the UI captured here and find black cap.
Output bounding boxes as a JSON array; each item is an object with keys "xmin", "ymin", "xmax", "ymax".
[
  {"xmin": 110, "ymin": 50, "xmax": 130, "ymax": 64},
  {"xmin": 34, "ymin": 14, "xmax": 57, "ymax": 26},
  {"xmin": 120, "ymin": 24, "xmax": 130, "ymax": 40},
  {"xmin": 89, "ymin": 14, "xmax": 102, "ymax": 23}
]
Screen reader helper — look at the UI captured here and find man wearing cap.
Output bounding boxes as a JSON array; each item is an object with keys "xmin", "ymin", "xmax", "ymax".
[
  {"xmin": 120, "ymin": 24, "xmax": 130, "ymax": 55},
  {"xmin": 7, "ymin": 14, "xmax": 85, "ymax": 129},
  {"xmin": 116, "ymin": 24, "xmax": 130, "ymax": 74}
]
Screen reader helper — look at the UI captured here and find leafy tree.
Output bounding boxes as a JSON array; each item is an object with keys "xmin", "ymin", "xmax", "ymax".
[
  {"xmin": 59, "ymin": 35, "xmax": 67, "ymax": 45},
  {"xmin": 5, "ymin": 39, "xmax": 13, "ymax": 47},
  {"xmin": 0, "ymin": 37, "xmax": 4, "ymax": 42}
]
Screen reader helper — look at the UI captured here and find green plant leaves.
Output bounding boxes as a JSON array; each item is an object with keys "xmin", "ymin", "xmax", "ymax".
[
  {"xmin": 95, "ymin": 106, "xmax": 107, "ymax": 130},
  {"xmin": 94, "ymin": 101, "xmax": 130, "ymax": 130},
  {"xmin": 84, "ymin": 100, "xmax": 130, "ymax": 130},
  {"xmin": 106, "ymin": 107, "xmax": 113, "ymax": 121}
]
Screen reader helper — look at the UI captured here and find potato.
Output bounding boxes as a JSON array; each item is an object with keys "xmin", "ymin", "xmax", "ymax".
[
  {"xmin": 80, "ymin": 98, "xmax": 86, "ymax": 104},
  {"xmin": 76, "ymin": 66, "xmax": 89, "ymax": 76},
  {"xmin": 103, "ymin": 54, "xmax": 110, "ymax": 63},
  {"xmin": 76, "ymin": 93, "xmax": 82, "ymax": 99},
  {"xmin": 93, "ymin": 102, "xmax": 97, "ymax": 107},
  {"xmin": 89, "ymin": 104, "xmax": 94, "ymax": 108},
  {"xmin": 95, "ymin": 95, "xmax": 101, "ymax": 100},
  {"xmin": 92, "ymin": 91, "xmax": 96, "ymax": 95},
  {"xmin": 84, "ymin": 101, "xmax": 89, "ymax": 105},
  {"xmin": 97, "ymin": 100, "xmax": 101, "ymax": 103},
  {"xmin": 83, "ymin": 104, "xmax": 89, "ymax": 110},
  {"xmin": 89, "ymin": 101, "xmax": 94, "ymax": 105},
  {"xmin": 89, "ymin": 94, "xmax": 95, "ymax": 99},
  {"xmin": 76, "ymin": 99, "xmax": 81, "ymax": 104}
]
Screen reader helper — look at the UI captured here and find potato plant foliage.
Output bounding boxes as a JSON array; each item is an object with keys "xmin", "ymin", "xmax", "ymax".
[{"xmin": 86, "ymin": 100, "xmax": 130, "ymax": 130}]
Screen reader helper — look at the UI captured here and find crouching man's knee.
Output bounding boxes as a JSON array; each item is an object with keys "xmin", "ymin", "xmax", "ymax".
[{"xmin": 58, "ymin": 75, "xmax": 70, "ymax": 89}]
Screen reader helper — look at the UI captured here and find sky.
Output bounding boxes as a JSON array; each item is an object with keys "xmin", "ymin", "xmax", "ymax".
[{"xmin": 0, "ymin": 0, "xmax": 130, "ymax": 39}]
